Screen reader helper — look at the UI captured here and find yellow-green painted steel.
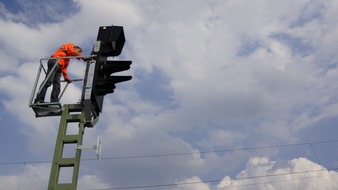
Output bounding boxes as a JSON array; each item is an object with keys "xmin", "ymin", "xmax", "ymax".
[{"xmin": 48, "ymin": 104, "xmax": 85, "ymax": 190}]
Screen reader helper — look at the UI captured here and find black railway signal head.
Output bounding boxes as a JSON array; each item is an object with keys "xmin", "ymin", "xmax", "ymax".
[
  {"xmin": 94, "ymin": 60, "xmax": 132, "ymax": 96},
  {"xmin": 95, "ymin": 25, "xmax": 126, "ymax": 57},
  {"xmin": 89, "ymin": 25, "xmax": 132, "ymax": 116}
]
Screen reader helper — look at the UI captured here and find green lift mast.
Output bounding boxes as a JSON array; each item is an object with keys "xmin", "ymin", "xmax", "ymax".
[
  {"xmin": 48, "ymin": 104, "xmax": 86, "ymax": 189},
  {"xmin": 29, "ymin": 25, "xmax": 132, "ymax": 190}
]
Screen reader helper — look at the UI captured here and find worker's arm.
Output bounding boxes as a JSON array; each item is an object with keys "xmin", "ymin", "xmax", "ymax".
[{"xmin": 60, "ymin": 64, "xmax": 72, "ymax": 83}]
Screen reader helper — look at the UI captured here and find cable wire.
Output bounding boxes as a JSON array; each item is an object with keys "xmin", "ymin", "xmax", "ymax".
[
  {"xmin": 1, "ymin": 139, "xmax": 338, "ymax": 165},
  {"xmin": 1, "ymin": 140, "xmax": 338, "ymax": 190}
]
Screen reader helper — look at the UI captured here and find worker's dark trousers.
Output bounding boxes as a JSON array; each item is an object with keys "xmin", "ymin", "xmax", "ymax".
[{"xmin": 35, "ymin": 59, "xmax": 61, "ymax": 102}]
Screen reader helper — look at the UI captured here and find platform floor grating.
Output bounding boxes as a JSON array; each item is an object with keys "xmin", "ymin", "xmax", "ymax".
[{"xmin": 30, "ymin": 102, "xmax": 63, "ymax": 117}]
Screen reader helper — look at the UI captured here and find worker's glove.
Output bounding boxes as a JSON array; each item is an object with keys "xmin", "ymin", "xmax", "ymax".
[
  {"xmin": 65, "ymin": 78, "xmax": 72, "ymax": 83},
  {"xmin": 82, "ymin": 57, "xmax": 92, "ymax": 62}
]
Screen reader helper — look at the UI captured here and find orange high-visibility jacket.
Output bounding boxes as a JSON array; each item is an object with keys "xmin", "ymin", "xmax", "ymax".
[{"xmin": 51, "ymin": 43, "xmax": 82, "ymax": 80}]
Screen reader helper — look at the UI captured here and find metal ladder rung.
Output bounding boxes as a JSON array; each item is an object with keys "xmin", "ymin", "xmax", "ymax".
[{"xmin": 48, "ymin": 104, "xmax": 85, "ymax": 190}]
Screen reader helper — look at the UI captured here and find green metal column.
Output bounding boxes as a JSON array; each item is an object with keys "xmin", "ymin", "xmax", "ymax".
[{"xmin": 48, "ymin": 104, "xmax": 85, "ymax": 190}]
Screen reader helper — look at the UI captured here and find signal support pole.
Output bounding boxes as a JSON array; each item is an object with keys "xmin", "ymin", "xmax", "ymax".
[{"xmin": 48, "ymin": 104, "xmax": 86, "ymax": 190}]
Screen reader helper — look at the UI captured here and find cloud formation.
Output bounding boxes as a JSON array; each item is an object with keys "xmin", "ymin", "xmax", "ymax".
[{"xmin": 177, "ymin": 157, "xmax": 338, "ymax": 190}]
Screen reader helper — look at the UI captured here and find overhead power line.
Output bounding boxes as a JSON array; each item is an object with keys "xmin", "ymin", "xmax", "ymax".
[
  {"xmin": 1, "ymin": 140, "xmax": 338, "ymax": 190},
  {"xmin": 1, "ymin": 139, "xmax": 338, "ymax": 165},
  {"xmin": 97, "ymin": 139, "xmax": 338, "ymax": 161}
]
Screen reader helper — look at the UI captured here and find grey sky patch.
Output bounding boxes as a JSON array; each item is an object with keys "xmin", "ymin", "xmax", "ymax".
[
  {"xmin": 135, "ymin": 68, "xmax": 177, "ymax": 108},
  {"xmin": 1, "ymin": 0, "xmax": 80, "ymax": 26},
  {"xmin": 270, "ymin": 33, "xmax": 314, "ymax": 56},
  {"xmin": 237, "ymin": 37, "xmax": 263, "ymax": 57},
  {"xmin": 290, "ymin": 0, "xmax": 325, "ymax": 28},
  {"xmin": 0, "ymin": 1, "xmax": 21, "ymax": 14}
]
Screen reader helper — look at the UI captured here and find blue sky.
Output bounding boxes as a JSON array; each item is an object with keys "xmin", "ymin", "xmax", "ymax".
[{"xmin": 1, "ymin": 0, "xmax": 338, "ymax": 189}]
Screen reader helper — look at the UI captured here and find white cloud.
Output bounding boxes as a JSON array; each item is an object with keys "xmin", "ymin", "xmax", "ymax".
[
  {"xmin": 175, "ymin": 157, "xmax": 338, "ymax": 190},
  {"xmin": 0, "ymin": 175, "xmax": 20, "ymax": 190},
  {"xmin": 0, "ymin": 163, "xmax": 110, "ymax": 190},
  {"xmin": 77, "ymin": 175, "xmax": 110, "ymax": 190},
  {"xmin": 175, "ymin": 176, "xmax": 211, "ymax": 190},
  {"xmin": 199, "ymin": 129, "xmax": 246, "ymax": 148},
  {"xmin": 219, "ymin": 157, "xmax": 338, "ymax": 190},
  {"xmin": 0, "ymin": 164, "xmax": 49, "ymax": 190}
]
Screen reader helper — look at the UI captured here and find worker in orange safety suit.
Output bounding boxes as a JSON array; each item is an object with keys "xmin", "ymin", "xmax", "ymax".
[{"xmin": 35, "ymin": 43, "xmax": 89, "ymax": 103}]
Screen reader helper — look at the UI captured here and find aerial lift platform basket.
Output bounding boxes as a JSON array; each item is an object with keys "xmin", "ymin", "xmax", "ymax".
[
  {"xmin": 29, "ymin": 54, "xmax": 100, "ymax": 190},
  {"xmin": 28, "ymin": 57, "xmax": 83, "ymax": 117}
]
